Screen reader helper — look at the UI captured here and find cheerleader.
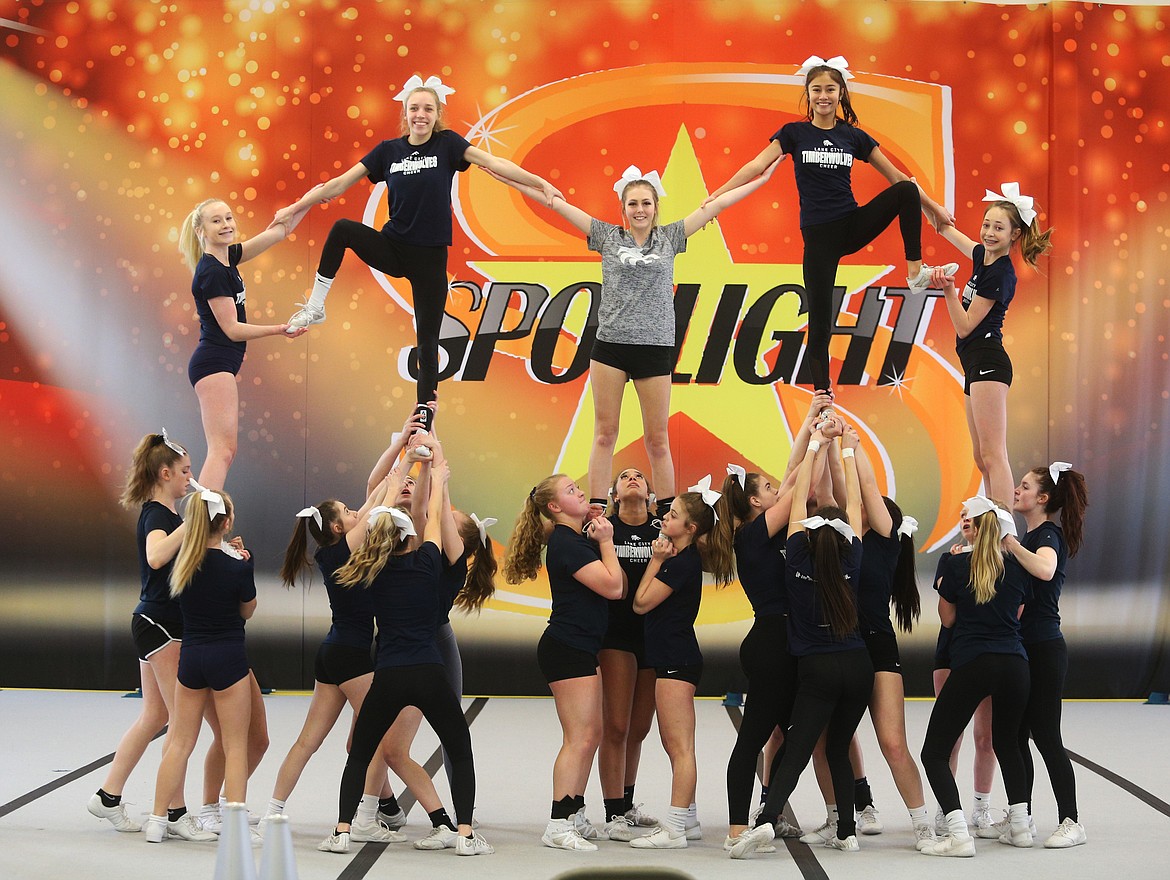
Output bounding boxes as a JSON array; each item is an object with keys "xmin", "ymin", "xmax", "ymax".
[
  {"xmin": 146, "ymin": 486, "xmax": 259, "ymax": 843},
  {"xmin": 627, "ymin": 486, "xmax": 719, "ymax": 848},
  {"xmin": 920, "ymin": 497, "xmax": 1033, "ymax": 857},
  {"xmin": 1005, "ymin": 463, "xmax": 1089, "ymax": 848},
  {"xmin": 503, "ymin": 475, "xmax": 623, "ymax": 851}
]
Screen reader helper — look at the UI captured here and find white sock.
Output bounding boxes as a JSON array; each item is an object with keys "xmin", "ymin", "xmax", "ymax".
[
  {"xmin": 665, "ymin": 806, "xmax": 688, "ymax": 835},
  {"xmin": 909, "ymin": 805, "xmax": 930, "ymax": 827},
  {"xmin": 307, "ymin": 273, "xmax": 333, "ymax": 311},
  {"xmin": 266, "ymin": 798, "xmax": 286, "ymax": 817},
  {"xmin": 826, "ymin": 804, "xmax": 839, "ymax": 826},
  {"xmin": 354, "ymin": 794, "xmax": 379, "ymax": 825},
  {"xmin": 686, "ymin": 802, "xmax": 697, "ymax": 825},
  {"xmin": 1008, "ymin": 802, "xmax": 1030, "ymax": 828},
  {"xmin": 945, "ymin": 809, "xmax": 971, "ymax": 839},
  {"xmin": 201, "ymin": 802, "xmax": 219, "ymax": 817},
  {"xmin": 972, "ymin": 791, "xmax": 991, "ymax": 807}
]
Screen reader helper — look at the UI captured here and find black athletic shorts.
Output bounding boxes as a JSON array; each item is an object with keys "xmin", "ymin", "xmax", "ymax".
[
  {"xmin": 862, "ymin": 630, "xmax": 903, "ymax": 674},
  {"xmin": 178, "ymin": 641, "xmax": 250, "ymax": 691},
  {"xmin": 654, "ymin": 663, "xmax": 703, "ymax": 687},
  {"xmin": 959, "ymin": 340, "xmax": 1013, "ymax": 394},
  {"xmin": 315, "ymin": 641, "xmax": 374, "ymax": 686},
  {"xmin": 591, "ymin": 340, "xmax": 674, "ymax": 380},
  {"xmin": 537, "ymin": 631, "xmax": 599, "ymax": 684},
  {"xmin": 131, "ymin": 613, "xmax": 182, "ymax": 662},
  {"xmin": 188, "ymin": 342, "xmax": 245, "ymax": 386}
]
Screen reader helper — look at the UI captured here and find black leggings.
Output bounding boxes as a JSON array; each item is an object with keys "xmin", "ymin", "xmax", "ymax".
[
  {"xmin": 338, "ymin": 664, "xmax": 474, "ymax": 826},
  {"xmin": 757, "ymin": 648, "xmax": 874, "ymax": 838},
  {"xmin": 1020, "ymin": 638, "xmax": 1078, "ymax": 822},
  {"xmin": 726, "ymin": 615, "xmax": 797, "ymax": 825},
  {"xmin": 319, "ymin": 219, "xmax": 449, "ymax": 404},
  {"xmin": 800, "ymin": 180, "xmax": 922, "ymax": 392},
  {"xmin": 921, "ymin": 652, "xmax": 1030, "ymax": 815}
]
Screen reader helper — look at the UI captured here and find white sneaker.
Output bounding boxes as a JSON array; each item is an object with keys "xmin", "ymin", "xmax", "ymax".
[
  {"xmin": 934, "ymin": 809, "xmax": 947, "ymax": 836},
  {"xmin": 723, "ymin": 833, "xmax": 775, "ymax": 854},
  {"xmin": 248, "ymin": 827, "xmax": 263, "ymax": 847},
  {"xmin": 914, "ymin": 823, "xmax": 937, "ymax": 852},
  {"xmin": 87, "ymin": 794, "xmax": 141, "ymax": 832},
  {"xmin": 286, "ymin": 302, "xmax": 325, "ymax": 332},
  {"xmin": 351, "ymin": 819, "xmax": 407, "ymax": 843},
  {"xmin": 624, "ymin": 803, "xmax": 658, "ymax": 827},
  {"xmin": 729, "ymin": 823, "xmax": 775, "ymax": 859},
  {"xmin": 377, "ymin": 807, "xmax": 407, "ymax": 830},
  {"xmin": 198, "ymin": 804, "xmax": 222, "ymax": 834},
  {"xmin": 825, "ymin": 834, "xmax": 860, "ymax": 852},
  {"xmin": 167, "ymin": 813, "xmax": 217, "ymax": 841},
  {"xmin": 414, "ymin": 825, "xmax": 459, "ymax": 850},
  {"xmin": 1044, "ymin": 818, "xmax": 1087, "ymax": 849},
  {"xmin": 775, "ymin": 816, "xmax": 803, "ymax": 838},
  {"xmin": 542, "ymin": 817, "xmax": 597, "ymax": 851},
  {"xmin": 456, "ymin": 830, "xmax": 495, "ymax": 856},
  {"xmin": 989, "ymin": 812, "xmax": 1037, "ymax": 839},
  {"xmin": 629, "ymin": 826, "xmax": 687, "ymax": 849},
  {"xmin": 908, "ymin": 263, "xmax": 960, "ymax": 291},
  {"xmin": 144, "ymin": 814, "xmax": 167, "ymax": 844},
  {"xmin": 922, "ymin": 832, "xmax": 976, "ymax": 857},
  {"xmin": 573, "ymin": 808, "xmax": 600, "ymax": 840},
  {"xmin": 971, "ymin": 804, "xmax": 998, "ymax": 838},
  {"xmin": 317, "ymin": 830, "xmax": 350, "ymax": 853},
  {"xmin": 998, "ymin": 822, "xmax": 1033, "ymax": 848},
  {"xmin": 684, "ymin": 820, "xmax": 702, "ymax": 841},
  {"xmin": 799, "ymin": 818, "xmax": 835, "ymax": 845},
  {"xmin": 856, "ymin": 805, "xmax": 883, "ymax": 835},
  {"xmin": 603, "ymin": 815, "xmax": 649, "ymax": 842}
]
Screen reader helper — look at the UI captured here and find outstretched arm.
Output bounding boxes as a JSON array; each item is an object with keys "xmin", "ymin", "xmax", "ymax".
[
  {"xmin": 789, "ymin": 428, "xmax": 830, "ymax": 536},
  {"xmin": 683, "ymin": 158, "xmax": 781, "ymax": 237},
  {"xmin": 465, "ymin": 145, "xmax": 562, "ymax": 206},
  {"xmin": 852, "ymin": 433, "xmax": 893, "ymax": 537},
  {"xmin": 274, "ymin": 163, "xmax": 370, "ymax": 226},
  {"xmin": 704, "ymin": 139, "xmax": 785, "ymax": 203},
  {"xmin": 841, "ymin": 430, "xmax": 863, "ymax": 535},
  {"xmin": 484, "ymin": 168, "xmax": 592, "ymax": 235},
  {"xmin": 938, "ymin": 224, "xmax": 979, "ymax": 259}
]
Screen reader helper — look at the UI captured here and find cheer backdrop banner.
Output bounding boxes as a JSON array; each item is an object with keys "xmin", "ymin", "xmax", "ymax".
[{"xmin": 0, "ymin": 1, "xmax": 1166, "ymax": 697}]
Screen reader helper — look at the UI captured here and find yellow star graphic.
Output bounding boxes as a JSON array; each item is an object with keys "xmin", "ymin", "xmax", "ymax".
[{"xmin": 470, "ymin": 126, "xmax": 892, "ymax": 480}]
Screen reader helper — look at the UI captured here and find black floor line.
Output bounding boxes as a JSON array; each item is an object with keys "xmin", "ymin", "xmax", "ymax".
[
  {"xmin": 1065, "ymin": 747, "xmax": 1170, "ymax": 818},
  {"xmin": 724, "ymin": 706, "xmax": 828, "ymax": 879},
  {"xmin": 0, "ymin": 727, "xmax": 168, "ymax": 819},
  {"xmin": 337, "ymin": 696, "xmax": 489, "ymax": 880}
]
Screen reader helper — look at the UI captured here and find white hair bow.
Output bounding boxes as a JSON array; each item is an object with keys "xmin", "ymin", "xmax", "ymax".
[
  {"xmin": 726, "ymin": 464, "xmax": 746, "ymax": 489},
  {"xmin": 688, "ymin": 475, "xmax": 722, "ymax": 522},
  {"xmin": 1048, "ymin": 461, "xmax": 1073, "ymax": 485},
  {"xmin": 188, "ymin": 478, "xmax": 226, "ymax": 521},
  {"xmin": 962, "ymin": 495, "xmax": 1018, "ymax": 538},
  {"xmin": 796, "ymin": 54, "xmax": 854, "ymax": 81},
  {"xmin": 160, "ymin": 428, "xmax": 186, "ymax": 456},
  {"xmin": 296, "ymin": 506, "xmax": 323, "ymax": 531},
  {"xmin": 983, "ymin": 182, "xmax": 1037, "ymax": 227},
  {"xmin": 367, "ymin": 505, "xmax": 418, "ymax": 537},
  {"xmin": 394, "ymin": 74, "xmax": 456, "ymax": 106},
  {"xmin": 800, "ymin": 515, "xmax": 857, "ymax": 543},
  {"xmin": 897, "ymin": 515, "xmax": 920, "ymax": 539},
  {"xmin": 613, "ymin": 165, "xmax": 666, "ymax": 200},
  {"xmin": 470, "ymin": 513, "xmax": 497, "ymax": 547}
]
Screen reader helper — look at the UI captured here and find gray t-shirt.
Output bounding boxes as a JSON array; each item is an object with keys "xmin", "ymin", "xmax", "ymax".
[{"xmin": 587, "ymin": 218, "xmax": 688, "ymax": 346}]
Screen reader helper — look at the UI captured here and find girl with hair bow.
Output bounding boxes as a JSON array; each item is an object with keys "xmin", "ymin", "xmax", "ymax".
[
  {"xmin": 487, "ymin": 159, "xmax": 779, "ymax": 519},
  {"xmin": 274, "ymin": 74, "xmax": 560, "ymax": 424},
  {"xmin": 925, "ymin": 181, "xmax": 1054, "ymax": 507},
  {"xmin": 265, "ymin": 408, "xmax": 434, "ymax": 847},
  {"xmin": 625, "ymin": 483, "xmax": 719, "ymax": 849},
  {"xmin": 1003, "ymin": 463, "xmax": 1089, "ymax": 848},
  {"xmin": 704, "ymin": 54, "xmax": 954, "ymax": 398},
  {"xmin": 730, "ymin": 421, "xmax": 874, "ymax": 859},
  {"xmin": 919, "ymin": 497, "xmax": 1034, "ymax": 858}
]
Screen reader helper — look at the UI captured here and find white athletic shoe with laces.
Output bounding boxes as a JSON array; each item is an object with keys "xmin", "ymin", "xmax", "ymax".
[
  {"xmin": 724, "ymin": 832, "xmax": 776, "ymax": 854},
  {"xmin": 317, "ymin": 830, "xmax": 350, "ymax": 853},
  {"xmin": 624, "ymin": 803, "xmax": 658, "ymax": 827},
  {"xmin": 729, "ymin": 823, "xmax": 776, "ymax": 859},
  {"xmin": 198, "ymin": 804, "xmax": 222, "ymax": 834},
  {"xmin": 456, "ymin": 830, "xmax": 495, "ymax": 856},
  {"xmin": 1044, "ymin": 818, "xmax": 1087, "ymax": 849},
  {"xmin": 971, "ymin": 804, "xmax": 998, "ymax": 838},
  {"xmin": 775, "ymin": 816, "xmax": 803, "ymax": 838},
  {"xmin": 824, "ymin": 834, "xmax": 860, "ymax": 852},
  {"xmin": 603, "ymin": 815, "xmax": 648, "ymax": 842},
  {"xmin": 87, "ymin": 794, "xmax": 142, "ymax": 832},
  {"xmin": 286, "ymin": 302, "xmax": 326, "ymax": 333},
  {"xmin": 167, "ymin": 813, "xmax": 217, "ymax": 841},
  {"xmin": 573, "ymin": 808, "xmax": 600, "ymax": 840},
  {"xmin": 414, "ymin": 825, "xmax": 460, "ymax": 850},
  {"xmin": 908, "ymin": 263, "xmax": 960, "ymax": 292},
  {"xmin": 377, "ymin": 807, "xmax": 407, "ymax": 830},
  {"xmin": 914, "ymin": 823, "xmax": 937, "ymax": 852},
  {"xmin": 542, "ymin": 817, "xmax": 598, "ymax": 851},
  {"xmin": 629, "ymin": 826, "xmax": 687, "ymax": 849},
  {"xmin": 856, "ymin": 805, "xmax": 883, "ymax": 835},
  {"xmin": 350, "ymin": 819, "xmax": 407, "ymax": 843},
  {"xmin": 922, "ymin": 832, "xmax": 976, "ymax": 857},
  {"xmin": 144, "ymin": 815, "xmax": 167, "ymax": 844},
  {"xmin": 799, "ymin": 818, "xmax": 835, "ymax": 845}
]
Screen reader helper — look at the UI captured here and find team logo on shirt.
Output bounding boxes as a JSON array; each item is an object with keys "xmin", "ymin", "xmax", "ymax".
[
  {"xmin": 617, "ymin": 246, "xmax": 662, "ymax": 267},
  {"xmin": 389, "ymin": 153, "xmax": 439, "ymax": 175},
  {"xmin": 801, "ymin": 147, "xmax": 853, "ymax": 169},
  {"xmin": 235, "ymin": 284, "xmax": 246, "ymax": 307}
]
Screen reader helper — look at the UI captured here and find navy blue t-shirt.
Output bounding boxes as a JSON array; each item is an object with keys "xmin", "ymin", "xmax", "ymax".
[
  {"xmin": 858, "ymin": 528, "xmax": 901, "ymax": 637},
  {"xmin": 608, "ymin": 512, "xmax": 660, "ymax": 630},
  {"xmin": 956, "ymin": 244, "xmax": 1016, "ymax": 355},
  {"xmin": 931, "ymin": 553, "xmax": 954, "ymax": 667},
  {"xmin": 785, "ymin": 532, "xmax": 865, "ymax": 656},
  {"xmin": 545, "ymin": 524, "xmax": 610, "ymax": 655},
  {"xmin": 370, "ymin": 542, "xmax": 443, "ymax": 668},
  {"xmin": 361, "ymin": 130, "xmax": 472, "ymax": 247},
  {"xmin": 134, "ymin": 501, "xmax": 184, "ymax": 626},
  {"xmin": 775, "ymin": 121, "xmax": 878, "ymax": 228},
  {"xmin": 643, "ymin": 544, "xmax": 704, "ymax": 668},
  {"xmin": 437, "ymin": 551, "xmax": 469, "ymax": 627},
  {"xmin": 1019, "ymin": 522, "xmax": 1067, "ymax": 644},
  {"xmin": 178, "ymin": 549, "xmax": 257, "ymax": 645},
  {"xmin": 191, "ymin": 243, "xmax": 246, "ymax": 352},
  {"xmin": 937, "ymin": 551, "xmax": 1032, "ymax": 669},
  {"xmin": 734, "ymin": 516, "xmax": 788, "ymax": 617},
  {"xmin": 315, "ymin": 540, "xmax": 375, "ymax": 649}
]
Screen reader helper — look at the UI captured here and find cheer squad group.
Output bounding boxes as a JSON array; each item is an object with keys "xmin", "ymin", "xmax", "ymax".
[{"xmin": 84, "ymin": 56, "xmax": 1089, "ymax": 861}]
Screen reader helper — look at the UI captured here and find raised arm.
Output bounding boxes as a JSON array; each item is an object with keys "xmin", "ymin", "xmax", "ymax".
[
  {"xmin": 841, "ymin": 430, "xmax": 863, "ymax": 536},
  {"xmin": 465, "ymin": 145, "xmax": 562, "ymax": 206},
  {"xmin": 789, "ymin": 428, "xmax": 830, "ymax": 535},
  {"xmin": 239, "ymin": 201, "xmax": 312, "ymax": 263},
  {"xmin": 704, "ymin": 139, "xmax": 785, "ymax": 203},
  {"xmin": 484, "ymin": 168, "xmax": 592, "ymax": 235},
  {"xmin": 366, "ymin": 407, "xmax": 430, "ymax": 497},
  {"xmin": 422, "ymin": 460, "xmax": 449, "ymax": 551},
  {"xmin": 938, "ymin": 223, "xmax": 978, "ymax": 259},
  {"xmin": 852, "ymin": 432, "xmax": 893, "ymax": 537},
  {"xmin": 682, "ymin": 158, "xmax": 781, "ymax": 237}
]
